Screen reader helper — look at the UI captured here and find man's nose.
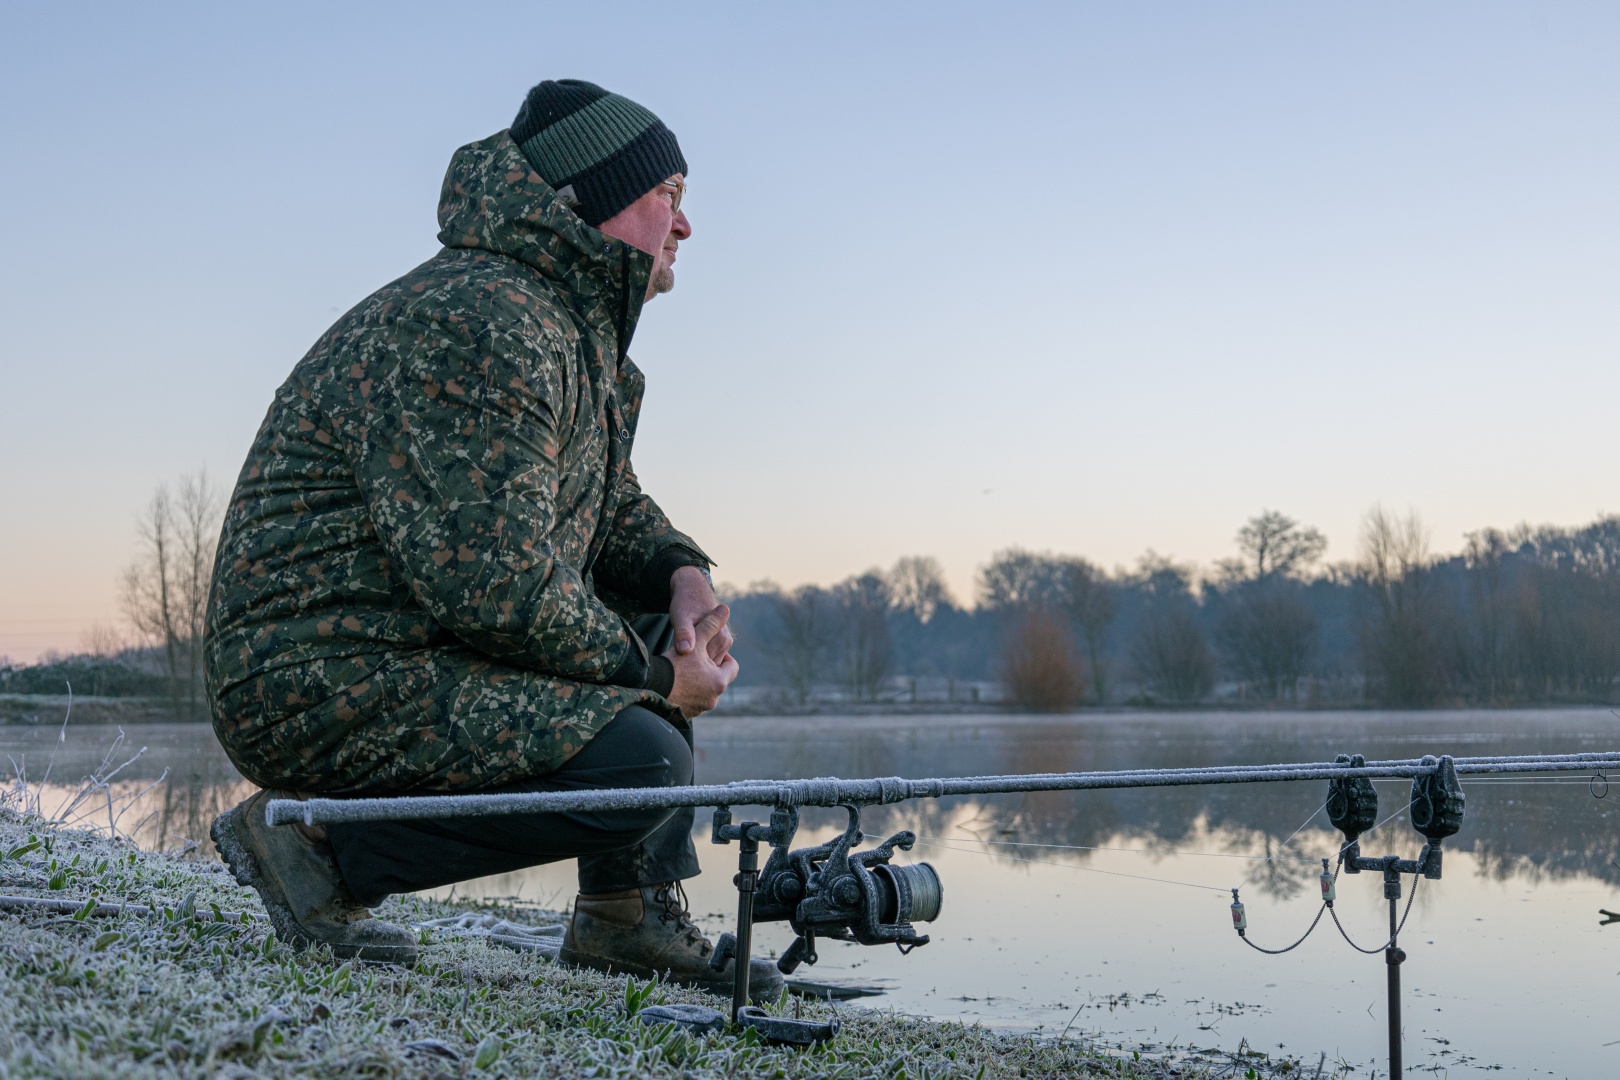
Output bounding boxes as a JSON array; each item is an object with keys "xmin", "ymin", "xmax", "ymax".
[{"xmin": 671, "ymin": 209, "xmax": 691, "ymax": 240}]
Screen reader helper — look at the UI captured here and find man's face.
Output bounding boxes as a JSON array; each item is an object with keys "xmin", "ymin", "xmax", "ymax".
[{"xmin": 596, "ymin": 173, "xmax": 690, "ymax": 302}]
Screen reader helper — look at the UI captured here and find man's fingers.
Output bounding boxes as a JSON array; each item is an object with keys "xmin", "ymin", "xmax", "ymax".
[
  {"xmin": 707, "ymin": 623, "xmax": 734, "ymax": 663},
  {"xmin": 666, "ymin": 608, "xmax": 736, "ymax": 718},
  {"xmin": 672, "ymin": 612, "xmax": 696, "ymax": 656},
  {"xmin": 675, "ymin": 608, "xmax": 723, "ymax": 657},
  {"xmin": 692, "ymin": 604, "xmax": 730, "ymax": 645}
]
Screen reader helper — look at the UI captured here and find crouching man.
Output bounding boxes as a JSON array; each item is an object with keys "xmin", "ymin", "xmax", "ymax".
[{"xmin": 203, "ymin": 79, "xmax": 780, "ymax": 999}]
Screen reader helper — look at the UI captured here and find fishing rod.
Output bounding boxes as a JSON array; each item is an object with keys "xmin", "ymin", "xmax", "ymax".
[
  {"xmin": 264, "ymin": 749, "xmax": 1616, "ymax": 1062},
  {"xmin": 263, "ymin": 750, "xmax": 1620, "ymax": 826}
]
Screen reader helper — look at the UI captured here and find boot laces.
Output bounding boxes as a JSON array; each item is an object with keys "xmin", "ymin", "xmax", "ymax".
[{"xmin": 651, "ymin": 881, "xmax": 711, "ymax": 956}]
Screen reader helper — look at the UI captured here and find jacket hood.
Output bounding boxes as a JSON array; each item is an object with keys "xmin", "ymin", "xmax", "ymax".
[{"xmin": 436, "ymin": 131, "xmax": 654, "ymax": 348}]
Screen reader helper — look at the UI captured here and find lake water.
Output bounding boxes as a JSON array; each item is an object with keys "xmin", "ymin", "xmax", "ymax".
[{"xmin": 4, "ymin": 709, "xmax": 1618, "ymax": 1077}]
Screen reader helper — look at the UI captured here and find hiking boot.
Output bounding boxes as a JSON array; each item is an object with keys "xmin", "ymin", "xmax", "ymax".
[
  {"xmin": 211, "ymin": 789, "xmax": 418, "ymax": 966},
  {"xmin": 558, "ymin": 882, "xmax": 784, "ymax": 1003}
]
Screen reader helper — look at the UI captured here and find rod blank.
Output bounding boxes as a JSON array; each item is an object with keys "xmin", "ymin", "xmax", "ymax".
[{"xmin": 262, "ymin": 751, "xmax": 1620, "ymax": 828}]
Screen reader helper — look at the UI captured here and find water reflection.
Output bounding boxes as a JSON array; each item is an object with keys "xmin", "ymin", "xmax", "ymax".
[
  {"xmin": 698, "ymin": 710, "xmax": 1620, "ymax": 896},
  {"xmin": 5, "ymin": 710, "xmax": 1617, "ymax": 889},
  {"xmin": 0, "ymin": 723, "xmax": 249, "ymax": 856}
]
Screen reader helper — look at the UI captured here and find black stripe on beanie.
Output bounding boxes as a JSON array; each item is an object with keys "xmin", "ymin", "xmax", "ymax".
[
  {"xmin": 511, "ymin": 79, "xmax": 687, "ymax": 227},
  {"xmin": 511, "ymin": 79, "xmax": 609, "ymax": 145},
  {"xmin": 562, "ymin": 125, "xmax": 686, "ymax": 230}
]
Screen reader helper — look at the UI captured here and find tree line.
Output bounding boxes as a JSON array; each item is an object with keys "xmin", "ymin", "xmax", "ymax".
[
  {"xmin": 725, "ymin": 508, "xmax": 1620, "ymax": 709},
  {"xmin": 8, "ymin": 480, "xmax": 1620, "ymax": 715}
]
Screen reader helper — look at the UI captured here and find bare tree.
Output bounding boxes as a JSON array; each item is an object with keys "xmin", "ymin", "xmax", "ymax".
[
  {"xmin": 1128, "ymin": 554, "xmax": 1215, "ymax": 703},
  {"xmin": 1507, "ymin": 520, "xmax": 1620, "ymax": 701},
  {"xmin": 836, "ymin": 571, "xmax": 893, "ymax": 701},
  {"xmin": 121, "ymin": 471, "xmax": 221, "ymax": 718},
  {"xmin": 1131, "ymin": 604, "xmax": 1216, "ymax": 703},
  {"xmin": 1000, "ymin": 609, "xmax": 1084, "ymax": 712},
  {"xmin": 1463, "ymin": 527, "xmax": 1514, "ymax": 703},
  {"xmin": 1212, "ymin": 511, "xmax": 1324, "ymax": 699},
  {"xmin": 762, "ymin": 585, "xmax": 835, "ymax": 705},
  {"xmin": 175, "ymin": 472, "xmax": 219, "ymax": 707},
  {"xmin": 1235, "ymin": 510, "xmax": 1327, "ymax": 579},
  {"xmin": 1356, "ymin": 505, "xmax": 1450, "ymax": 705},
  {"xmin": 80, "ymin": 622, "xmax": 126, "ymax": 659},
  {"xmin": 1213, "ymin": 579, "xmax": 1316, "ymax": 699},
  {"xmin": 123, "ymin": 485, "xmax": 180, "ymax": 715},
  {"xmin": 1062, "ymin": 560, "xmax": 1116, "ymax": 705},
  {"xmin": 978, "ymin": 548, "xmax": 1069, "ymax": 610},
  {"xmin": 888, "ymin": 555, "xmax": 955, "ymax": 623}
]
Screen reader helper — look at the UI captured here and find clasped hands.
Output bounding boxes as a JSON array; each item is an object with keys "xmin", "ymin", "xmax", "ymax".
[{"xmin": 664, "ymin": 564, "xmax": 738, "ymax": 718}]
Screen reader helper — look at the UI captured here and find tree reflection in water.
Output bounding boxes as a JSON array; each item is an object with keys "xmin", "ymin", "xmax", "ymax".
[
  {"xmin": 698, "ymin": 709, "xmax": 1620, "ymax": 900},
  {"xmin": 4, "ymin": 710, "xmax": 1616, "ymax": 895}
]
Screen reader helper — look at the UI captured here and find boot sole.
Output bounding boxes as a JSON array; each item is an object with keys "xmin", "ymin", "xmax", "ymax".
[
  {"xmin": 211, "ymin": 802, "xmax": 418, "ymax": 966},
  {"xmin": 556, "ymin": 943, "xmax": 783, "ymax": 1003},
  {"xmin": 212, "ymin": 803, "xmax": 309, "ymax": 948}
]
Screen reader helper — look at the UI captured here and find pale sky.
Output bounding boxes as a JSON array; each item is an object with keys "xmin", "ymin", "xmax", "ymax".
[{"xmin": 2, "ymin": 3, "xmax": 1617, "ymax": 662}]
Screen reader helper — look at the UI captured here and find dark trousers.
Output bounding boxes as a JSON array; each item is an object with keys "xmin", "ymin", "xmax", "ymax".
[{"xmin": 328, "ymin": 704, "xmax": 700, "ymax": 906}]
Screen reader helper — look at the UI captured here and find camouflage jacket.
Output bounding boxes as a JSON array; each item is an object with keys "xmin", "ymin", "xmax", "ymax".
[{"xmin": 204, "ymin": 130, "xmax": 706, "ymax": 791}]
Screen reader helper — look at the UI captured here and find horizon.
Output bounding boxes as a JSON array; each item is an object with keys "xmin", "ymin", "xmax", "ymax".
[
  {"xmin": 3, "ymin": 3, "xmax": 1617, "ymax": 662},
  {"xmin": 7, "ymin": 503, "xmax": 1614, "ymax": 669}
]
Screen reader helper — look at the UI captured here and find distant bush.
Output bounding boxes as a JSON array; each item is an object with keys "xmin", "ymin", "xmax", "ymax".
[
  {"xmin": 0, "ymin": 657, "xmax": 168, "ymax": 698},
  {"xmin": 1000, "ymin": 609, "xmax": 1085, "ymax": 712}
]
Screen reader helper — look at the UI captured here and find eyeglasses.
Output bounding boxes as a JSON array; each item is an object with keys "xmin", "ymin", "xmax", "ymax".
[{"xmin": 660, "ymin": 178, "xmax": 685, "ymax": 214}]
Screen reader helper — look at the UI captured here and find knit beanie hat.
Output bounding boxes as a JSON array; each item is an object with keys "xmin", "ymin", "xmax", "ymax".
[{"xmin": 510, "ymin": 79, "xmax": 687, "ymax": 227}]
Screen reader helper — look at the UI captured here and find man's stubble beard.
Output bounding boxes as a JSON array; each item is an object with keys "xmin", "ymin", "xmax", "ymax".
[{"xmin": 641, "ymin": 257, "xmax": 673, "ymax": 304}]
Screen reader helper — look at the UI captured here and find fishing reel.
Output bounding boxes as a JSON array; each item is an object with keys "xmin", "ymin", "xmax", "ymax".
[
  {"xmin": 711, "ymin": 804, "xmax": 943, "ymax": 975},
  {"xmin": 757, "ymin": 805, "xmax": 941, "ymax": 973}
]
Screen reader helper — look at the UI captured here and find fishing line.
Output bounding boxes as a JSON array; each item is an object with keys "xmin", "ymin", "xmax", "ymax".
[
  {"xmin": 1236, "ymin": 800, "xmax": 1325, "ymax": 890},
  {"xmin": 1233, "ymin": 799, "xmax": 1425, "ymax": 955},
  {"xmin": 1330, "ymin": 802, "xmax": 1411, "ymax": 860}
]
